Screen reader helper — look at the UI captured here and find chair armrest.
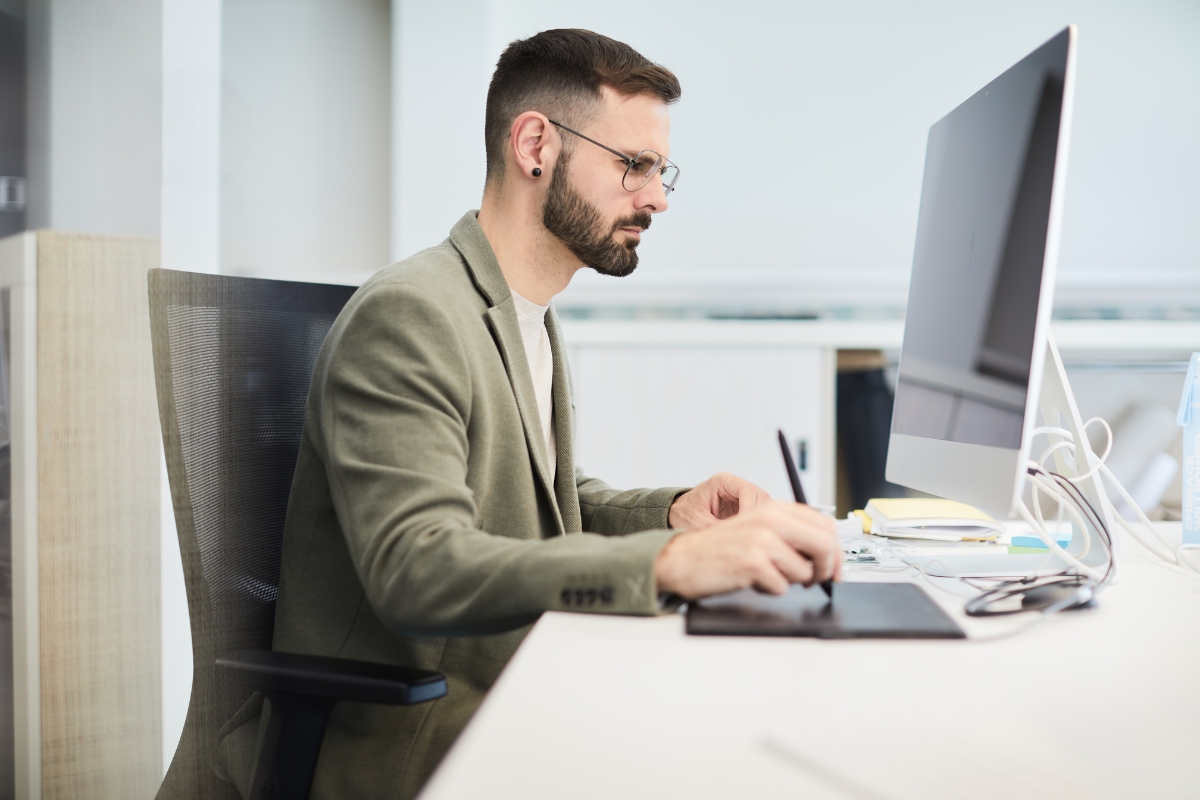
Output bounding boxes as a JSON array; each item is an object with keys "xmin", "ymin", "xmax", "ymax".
[{"xmin": 216, "ymin": 650, "xmax": 447, "ymax": 705}]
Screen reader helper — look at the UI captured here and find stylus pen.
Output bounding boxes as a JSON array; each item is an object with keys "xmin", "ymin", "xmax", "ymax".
[{"xmin": 777, "ymin": 429, "xmax": 834, "ymax": 600}]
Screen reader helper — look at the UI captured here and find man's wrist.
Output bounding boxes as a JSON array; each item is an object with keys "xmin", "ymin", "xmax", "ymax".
[{"xmin": 667, "ymin": 488, "xmax": 692, "ymax": 529}]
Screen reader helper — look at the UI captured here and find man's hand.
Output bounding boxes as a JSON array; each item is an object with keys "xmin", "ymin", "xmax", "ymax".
[
  {"xmin": 655, "ymin": 500, "xmax": 842, "ymax": 599},
  {"xmin": 668, "ymin": 472, "xmax": 772, "ymax": 532}
]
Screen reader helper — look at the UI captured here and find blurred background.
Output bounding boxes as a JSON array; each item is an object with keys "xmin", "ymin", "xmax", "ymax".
[
  {"xmin": 0, "ymin": 1, "xmax": 1195, "ymax": 312},
  {"xmin": 0, "ymin": 0, "xmax": 1197, "ymax": 793}
]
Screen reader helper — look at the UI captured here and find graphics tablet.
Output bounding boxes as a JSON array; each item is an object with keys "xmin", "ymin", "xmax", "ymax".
[{"xmin": 686, "ymin": 582, "xmax": 965, "ymax": 639}]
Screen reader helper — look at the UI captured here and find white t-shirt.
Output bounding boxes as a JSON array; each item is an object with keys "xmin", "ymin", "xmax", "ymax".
[{"xmin": 510, "ymin": 289, "xmax": 556, "ymax": 480}]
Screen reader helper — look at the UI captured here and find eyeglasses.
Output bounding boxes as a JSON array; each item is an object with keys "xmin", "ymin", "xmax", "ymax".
[{"xmin": 548, "ymin": 119, "xmax": 680, "ymax": 195}]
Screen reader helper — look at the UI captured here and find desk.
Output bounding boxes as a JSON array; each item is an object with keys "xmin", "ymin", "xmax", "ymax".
[{"xmin": 420, "ymin": 524, "xmax": 1200, "ymax": 799}]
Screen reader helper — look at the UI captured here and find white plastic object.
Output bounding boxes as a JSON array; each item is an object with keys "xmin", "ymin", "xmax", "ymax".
[{"xmin": 1175, "ymin": 353, "xmax": 1200, "ymax": 545}]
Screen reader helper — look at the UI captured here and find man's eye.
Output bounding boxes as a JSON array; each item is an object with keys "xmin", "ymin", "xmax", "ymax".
[{"xmin": 629, "ymin": 158, "xmax": 655, "ymax": 176}]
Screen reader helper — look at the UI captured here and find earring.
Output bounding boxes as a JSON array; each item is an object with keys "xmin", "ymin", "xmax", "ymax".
[{"xmin": 532, "ymin": 168, "xmax": 542, "ymax": 178}]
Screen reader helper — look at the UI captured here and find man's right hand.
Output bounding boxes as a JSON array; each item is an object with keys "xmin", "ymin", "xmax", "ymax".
[{"xmin": 653, "ymin": 500, "xmax": 842, "ymax": 599}]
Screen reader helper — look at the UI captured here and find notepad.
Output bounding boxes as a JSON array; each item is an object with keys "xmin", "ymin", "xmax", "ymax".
[{"xmin": 863, "ymin": 498, "xmax": 1004, "ymax": 542}]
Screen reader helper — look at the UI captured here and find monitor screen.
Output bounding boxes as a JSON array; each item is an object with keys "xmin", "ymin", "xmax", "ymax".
[{"xmin": 892, "ymin": 30, "xmax": 1070, "ymax": 452}]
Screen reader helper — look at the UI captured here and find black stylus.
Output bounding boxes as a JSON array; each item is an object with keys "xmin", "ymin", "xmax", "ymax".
[{"xmin": 777, "ymin": 429, "xmax": 833, "ymax": 600}]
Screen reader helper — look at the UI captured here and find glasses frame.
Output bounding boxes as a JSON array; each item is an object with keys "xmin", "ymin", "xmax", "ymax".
[{"xmin": 548, "ymin": 119, "xmax": 679, "ymax": 195}]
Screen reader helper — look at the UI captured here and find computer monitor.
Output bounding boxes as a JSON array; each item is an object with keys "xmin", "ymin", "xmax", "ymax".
[{"xmin": 887, "ymin": 26, "xmax": 1089, "ymax": 522}]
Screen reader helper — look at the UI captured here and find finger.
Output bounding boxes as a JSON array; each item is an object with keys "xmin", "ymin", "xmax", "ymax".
[
  {"xmin": 766, "ymin": 538, "xmax": 815, "ymax": 586},
  {"xmin": 731, "ymin": 477, "xmax": 772, "ymax": 514},
  {"xmin": 831, "ymin": 529, "xmax": 845, "ymax": 582},
  {"xmin": 812, "ymin": 512, "xmax": 842, "ymax": 581},
  {"xmin": 709, "ymin": 473, "xmax": 771, "ymax": 518},
  {"xmin": 772, "ymin": 506, "xmax": 840, "ymax": 582},
  {"xmin": 710, "ymin": 473, "xmax": 745, "ymax": 519},
  {"xmin": 750, "ymin": 560, "xmax": 789, "ymax": 595},
  {"xmin": 739, "ymin": 489, "xmax": 768, "ymax": 513},
  {"xmin": 761, "ymin": 506, "xmax": 839, "ymax": 583}
]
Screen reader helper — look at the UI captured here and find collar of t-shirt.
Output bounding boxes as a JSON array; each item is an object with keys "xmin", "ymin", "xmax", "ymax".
[{"xmin": 509, "ymin": 289, "xmax": 557, "ymax": 480}]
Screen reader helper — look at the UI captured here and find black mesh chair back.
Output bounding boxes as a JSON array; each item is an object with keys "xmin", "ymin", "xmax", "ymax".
[{"xmin": 150, "ymin": 269, "xmax": 356, "ymax": 798}]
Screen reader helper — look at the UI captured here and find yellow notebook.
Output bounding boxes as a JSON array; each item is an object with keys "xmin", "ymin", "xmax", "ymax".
[{"xmin": 862, "ymin": 498, "xmax": 1003, "ymax": 542}]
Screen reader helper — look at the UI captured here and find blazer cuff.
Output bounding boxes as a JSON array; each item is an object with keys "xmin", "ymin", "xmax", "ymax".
[
  {"xmin": 631, "ymin": 486, "xmax": 692, "ymax": 533},
  {"xmin": 554, "ymin": 528, "xmax": 680, "ymax": 616}
]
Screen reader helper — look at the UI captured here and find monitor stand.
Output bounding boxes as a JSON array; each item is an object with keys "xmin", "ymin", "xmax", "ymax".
[{"xmin": 902, "ymin": 333, "xmax": 1116, "ymax": 579}]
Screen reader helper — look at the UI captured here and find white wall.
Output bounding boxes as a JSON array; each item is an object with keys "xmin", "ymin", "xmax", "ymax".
[
  {"xmin": 221, "ymin": 0, "xmax": 391, "ymax": 284},
  {"xmin": 162, "ymin": 0, "xmax": 221, "ymax": 276},
  {"xmin": 26, "ymin": 0, "xmax": 162, "ymax": 235},
  {"xmin": 392, "ymin": 0, "xmax": 1200, "ymax": 314},
  {"xmin": 160, "ymin": 0, "xmax": 223, "ymax": 772}
]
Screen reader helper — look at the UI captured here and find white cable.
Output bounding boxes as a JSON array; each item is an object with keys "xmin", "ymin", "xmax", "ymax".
[
  {"xmin": 1033, "ymin": 419, "xmax": 1198, "ymax": 579},
  {"xmin": 1030, "ymin": 419, "xmax": 1112, "ymax": 484},
  {"xmin": 1073, "ymin": 417, "xmax": 1114, "ymax": 483},
  {"xmin": 910, "ymin": 414, "xmax": 1196, "ymax": 642},
  {"xmin": 1098, "ymin": 461, "xmax": 1200, "ymax": 577},
  {"xmin": 966, "ymin": 586, "xmax": 1095, "ymax": 643},
  {"xmin": 1028, "ymin": 468, "xmax": 1096, "ymax": 561},
  {"xmin": 1015, "ymin": 492, "xmax": 1106, "ymax": 582},
  {"xmin": 1027, "ymin": 467, "xmax": 1071, "ymax": 545},
  {"xmin": 1031, "ymin": 425, "xmax": 1073, "ymax": 438}
]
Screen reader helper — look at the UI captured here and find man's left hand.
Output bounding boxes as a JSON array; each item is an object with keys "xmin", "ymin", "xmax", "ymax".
[{"xmin": 668, "ymin": 472, "xmax": 772, "ymax": 532}]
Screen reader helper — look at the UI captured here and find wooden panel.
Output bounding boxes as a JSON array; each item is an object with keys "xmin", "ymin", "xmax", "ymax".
[{"xmin": 36, "ymin": 232, "xmax": 161, "ymax": 798}]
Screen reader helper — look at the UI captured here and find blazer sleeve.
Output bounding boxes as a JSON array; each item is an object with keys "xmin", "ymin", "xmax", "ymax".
[
  {"xmin": 575, "ymin": 469, "xmax": 690, "ymax": 536},
  {"xmin": 314, "ymin": 281, "xmax": 676, "ymax": 637}
]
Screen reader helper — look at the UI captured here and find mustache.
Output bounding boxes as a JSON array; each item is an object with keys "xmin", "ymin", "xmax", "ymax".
[{"xmin": 612, "ymin": 212, "xmax": 652, "ymax": 234}]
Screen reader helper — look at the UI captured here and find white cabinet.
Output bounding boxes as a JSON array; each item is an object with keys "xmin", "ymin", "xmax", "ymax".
[
  {"xmin": 559, "ymin": 318, "xmax": 1200, "ymax": 519},
  {"xmin": 563, "ymin": 325, "xmax": 835, "ymax": 506}
]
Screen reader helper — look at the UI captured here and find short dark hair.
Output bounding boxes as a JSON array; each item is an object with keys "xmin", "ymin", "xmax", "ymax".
[{"xmin": 484, "ymin": 29, "xmax": 681, "ymax": 185}]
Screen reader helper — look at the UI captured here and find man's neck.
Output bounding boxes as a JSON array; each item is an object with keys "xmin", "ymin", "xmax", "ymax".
[{"xmin": 478, "ymin": 188, "xmax": 581, "ymax": 306}]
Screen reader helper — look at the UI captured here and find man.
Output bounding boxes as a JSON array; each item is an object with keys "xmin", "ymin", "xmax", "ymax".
[{"xmin": 237, "ymin": 28, "xmax": 840, "ymax": 800}]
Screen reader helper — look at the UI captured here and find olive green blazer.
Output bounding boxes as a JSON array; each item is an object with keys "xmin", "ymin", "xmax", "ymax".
[{"xmin": 219, "ymin": 212, "xmax": 686, "ymax": 799}]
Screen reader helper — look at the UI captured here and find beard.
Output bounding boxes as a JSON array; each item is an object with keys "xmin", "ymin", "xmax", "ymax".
[{"xmin": 542, "ymin": 159, "xmax": 651, "ymax": 278}]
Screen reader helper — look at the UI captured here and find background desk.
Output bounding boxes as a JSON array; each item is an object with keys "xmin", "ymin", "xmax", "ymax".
[
  {"xmin": 420, "ymin": 524, "xmax": 1200, "ymax": 799},
  {"xmin": 561, "ymin": 318, "xmax": 1200, "ymax": 513}
]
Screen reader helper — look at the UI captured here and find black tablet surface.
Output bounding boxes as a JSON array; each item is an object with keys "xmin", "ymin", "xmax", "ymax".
[{"xmin": 686, "ymin": 582, "xmax": 965, "ymax": 639}]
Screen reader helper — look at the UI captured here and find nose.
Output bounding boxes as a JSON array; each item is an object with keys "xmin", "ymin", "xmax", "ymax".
[{"xmin": 634, "ymin": 174, "xmax": 669, "ymax": 214}]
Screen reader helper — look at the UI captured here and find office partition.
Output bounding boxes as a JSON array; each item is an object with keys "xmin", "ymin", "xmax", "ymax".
[{"xmin": 0, "ymin": 231, "xmax": 161, "ymax": 800}]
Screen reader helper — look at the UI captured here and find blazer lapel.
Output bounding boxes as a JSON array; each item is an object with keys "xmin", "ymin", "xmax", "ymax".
[
  {"xmin": 546, "ymin": 308, "xmax": 582, "ymax": 534},
  {"xmin": 451, "ymin": 212, "xmax": 566, "ymax": 536}
]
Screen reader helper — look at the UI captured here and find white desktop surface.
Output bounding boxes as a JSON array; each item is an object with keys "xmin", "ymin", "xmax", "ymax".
[{"xmin": 420, "ymin": 525, "xmax": 1200, "ymax": 800}]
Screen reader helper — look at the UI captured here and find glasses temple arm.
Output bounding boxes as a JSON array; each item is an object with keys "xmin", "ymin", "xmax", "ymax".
[{"xmin": 547, "ymin": 119, "xmax": 635, "ymax": 166}]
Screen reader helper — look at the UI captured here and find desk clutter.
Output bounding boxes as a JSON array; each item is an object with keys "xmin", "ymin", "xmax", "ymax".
[
  {"xmin": 683, "ymin": 495, "xmax": 1101, "ymax": 641},
  {"xmin": 857, "ymin": 497, "xmax": 1003, "ymax": 541},
  {"xmin": 850, "ymin": 497, "xmax": 1071, "ymax": 553}
]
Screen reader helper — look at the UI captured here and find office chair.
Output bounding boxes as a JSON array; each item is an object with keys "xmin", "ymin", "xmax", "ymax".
[{"xmin": 148, "ymin": 269, "xmax": 447, "ymax": 800}]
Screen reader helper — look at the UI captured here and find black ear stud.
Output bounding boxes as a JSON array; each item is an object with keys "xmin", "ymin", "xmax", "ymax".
[{"xmin": 532, "ymin": 168, "xmax": 542, "ymax": 177}]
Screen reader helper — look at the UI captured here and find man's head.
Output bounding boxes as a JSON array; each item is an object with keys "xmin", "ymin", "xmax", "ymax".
[{"xmin": 483, "ymin": 30, "xmax": 680, "ymax": 277}]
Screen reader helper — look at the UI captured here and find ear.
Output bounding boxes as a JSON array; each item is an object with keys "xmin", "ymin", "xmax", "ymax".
[{"xmin": 509, "ymin": 112, "xmax": 559, "ymax": 182}]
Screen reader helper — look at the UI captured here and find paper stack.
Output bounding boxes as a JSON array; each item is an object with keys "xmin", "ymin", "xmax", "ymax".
[{"xmin": 862, "ymin": 498, "xmax": 1004, "ymax": 542}]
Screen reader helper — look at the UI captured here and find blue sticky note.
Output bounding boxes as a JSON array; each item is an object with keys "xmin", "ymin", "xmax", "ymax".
[{"xmin": 1011, "ymin": 535, "xmax": 1071, "ymax": 549}]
